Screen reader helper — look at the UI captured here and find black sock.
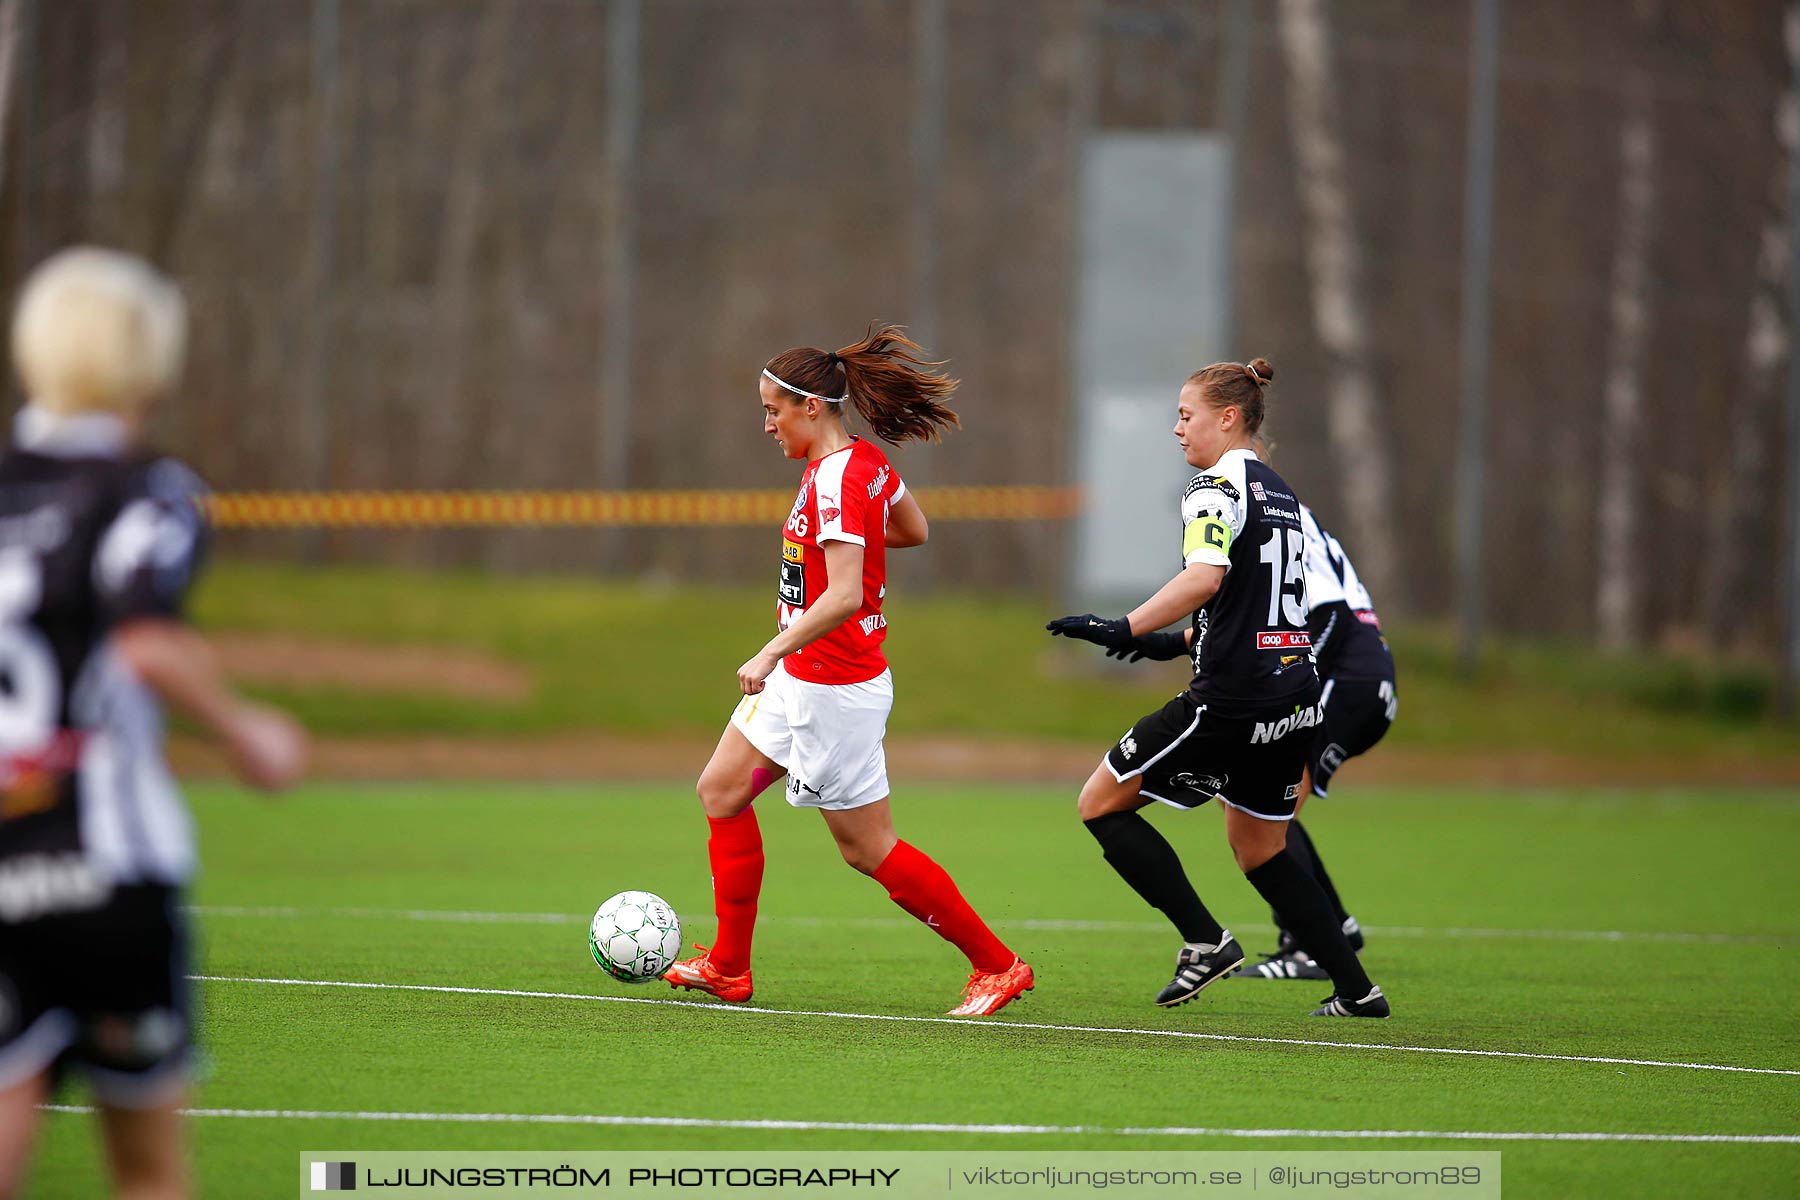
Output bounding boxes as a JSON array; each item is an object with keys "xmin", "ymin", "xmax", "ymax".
[
  {"xmin": 1245, "ymin": 850, "xmax": 1373, "ymax": 998},
  {"xmin": 1084, "ymin": 811, "xmax": 1224, "ymax": 945},
  {"xmin": 1269, "ymin": 820, "xmax": 1315, "ymax": 932},
  {"xmin": 1289, "ymin": 820, "xmax": 1349, "ymax": 925}
]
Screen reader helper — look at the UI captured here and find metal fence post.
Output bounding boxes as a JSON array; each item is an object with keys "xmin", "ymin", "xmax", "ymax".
[
  {"xmin": 300, "ymin": 0, "xmax": 340, "ymax": 520},
  {"xmin": 1455, "ymin": 0, "xmax": 1501, "ymax": 676},
  {"xmin": 1215, "ymin": 0, "xmax": 1253, "ymax": 356},
  {"xmin": 1783, "ymin": 1, "xmax": 1800, "ymax": 720},
  {"xmin": 600, "ymin": 0, "xmax": 639, "ymax": 571},
  {"xmin": 908, "ymin": 0, "xmax": 944, "ymax": 587}
]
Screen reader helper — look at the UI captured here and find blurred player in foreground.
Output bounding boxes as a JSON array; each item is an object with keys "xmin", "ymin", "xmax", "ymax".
[
  {"xmin": 665, "ymin": 325, "xmax": 1033, "ymax": 1018},
  {"xmin": 0, "ymin": 248, "xmax": 308, "ymax": 1200},
  {"xmin": 1048, "ymin": 359, "xmax": 1389, "ymax": 1018},
  {"xmin": 1234, "ymin": 502, "xmax": 1396, "ymax": 981}
]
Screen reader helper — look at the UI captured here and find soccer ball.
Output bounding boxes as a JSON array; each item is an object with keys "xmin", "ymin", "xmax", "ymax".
[{"xmin": 588, "ymin": 890, "xmax": 682, "ymax": 984}]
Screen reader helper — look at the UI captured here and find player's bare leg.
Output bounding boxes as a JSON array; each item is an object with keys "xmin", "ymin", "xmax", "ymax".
[
  {"xmin": 0, "ymin": 1071, "xmax": 48, "ymax": 1200},
  {"xmin": 818, "ymin": 796, "xmax": 898, "ymax": 874},
  {"xmin": 666, "ymin": 725, "xmax": 783, "ymax": 1003},
  {"xmin": 99, "ymin": 1098, "xmax": 187, "ymax": 1200},
  {"xmin": 1075, "ymin": 761, "xmax": 1153, "ymax": 821},
  {"xmin": 1221, "ymin": 802, "xmax": 1289, "ymax": 873},
  {"xmin": 824, "ymin": 799, "xmax": 1031, "ymax": 1016},
  {"xmin": 695, "ymin": 723, "xmax": 783, "ymax": 820}
]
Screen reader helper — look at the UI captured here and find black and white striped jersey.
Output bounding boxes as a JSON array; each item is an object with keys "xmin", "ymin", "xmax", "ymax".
[
  {"xmin": 0, "ymin": 408, "xmax": 207, "ymax": 918},
  {"xmin": 1178, "ymin": 448, "xmax": 1319, "ymax": 716},
  {"xmin": 1299, "ymin": 503, "xmax": 1394, "ymax": 683}
]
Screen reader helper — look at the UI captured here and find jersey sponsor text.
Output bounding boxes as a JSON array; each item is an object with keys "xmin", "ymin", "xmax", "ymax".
[
  {"xmin": 0, "ymin": 851, "xmax": 111, "ymax": 923},
  {"xmin": 774, "ymin": 440, "xmax": 903, "ymax": 685},
  {"xmin": 1250, "ymin": 703, "xmax": 1324, "ymax": 745}
]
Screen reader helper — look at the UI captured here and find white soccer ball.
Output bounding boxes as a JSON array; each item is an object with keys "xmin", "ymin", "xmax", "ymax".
[{"xmin": 588, "ymin": 890, "xmax": 682, "ymax": 984}]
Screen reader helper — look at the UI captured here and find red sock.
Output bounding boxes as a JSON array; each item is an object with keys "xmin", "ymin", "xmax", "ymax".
[
  {"xmin": 706, "ymin": 808, "xmax": 763, "ymax": 975},
  {"xmin": 872, "ymin": 840, "xmax": 1014, "ymax": 974}
]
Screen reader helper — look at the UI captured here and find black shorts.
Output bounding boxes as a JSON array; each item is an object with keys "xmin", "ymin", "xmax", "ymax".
[
  {"xmin": 1105, "ymin": 691, "xmax": 1321, "ymax": 821},
  {"xmin": 1310, "ymin": 677, "xmax": 1398, "ymax": 796},
  {"xmin": 0, "ymin": 883, "xmax": 192, "ymax": 1107}
]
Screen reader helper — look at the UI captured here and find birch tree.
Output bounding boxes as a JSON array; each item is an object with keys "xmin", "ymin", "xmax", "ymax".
[
  {"xmin": 1704, "ymin": 0, "xmax": 1799, "ymax": 652},
  {"xmin": 1595, "ymin": 68, "xmax": 1657, "ymax": 650},
  {"xmin": 1277, "ymin": 0, "xmax": 1401, "ymax": 603}
]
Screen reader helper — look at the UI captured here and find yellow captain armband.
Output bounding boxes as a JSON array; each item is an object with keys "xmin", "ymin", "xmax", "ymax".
[{"xmin": 1183, "ymin": 515, "xmax": 1232, "ymax": 558}]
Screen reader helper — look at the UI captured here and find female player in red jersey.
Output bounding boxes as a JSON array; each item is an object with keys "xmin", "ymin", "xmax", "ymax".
[{"xmin": 663, "ymin": 325, "xmax": 1033, "ymax": 1017}]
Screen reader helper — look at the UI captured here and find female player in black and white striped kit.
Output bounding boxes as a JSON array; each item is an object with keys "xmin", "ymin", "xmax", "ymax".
[
  {"xmin": 1236, "ymin": 502, "xmax": 1397, "ymax": 980},
  {"xmin": 1047, "ymin": 359, "xmax": 1389, "ymax": 1018},
  {"xmin": 0, "ymin": 248, "xmax": 308, "ymax": 1199}
]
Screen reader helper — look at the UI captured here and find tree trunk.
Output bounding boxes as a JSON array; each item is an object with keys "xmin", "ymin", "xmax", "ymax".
[
  {"xmin": 0, "ymin": 0, "xmax": 22, "ymax": 204},
  {"xmin": 1276, "ymin": 0, "xmax": 1401, "ymax": 605},
  {"xmin": 1704, "ymin": 0, "xmax": 1799, "ymax": 653},
  {"xmin": 1595, "ymin": 72, "xmax": 1656, "ymax": 650}
]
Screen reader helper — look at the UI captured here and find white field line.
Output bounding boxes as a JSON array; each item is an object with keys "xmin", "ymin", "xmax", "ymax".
[
  {"xmin": 184, "ymin": 905, "xmax": 1791, "ymax": 947},
  {"xmin": 190, "ymin": 974, "xmax": 1800, "ymax": 1079},
  {"xmin": 36, "ymin": 1104, "xmax": 1800, "ymax": 1145}
]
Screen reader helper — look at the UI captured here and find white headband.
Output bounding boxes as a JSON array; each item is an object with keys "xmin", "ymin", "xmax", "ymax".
[
  {"xmin": 1244, "ymin": 362, "xmax": 1265, "ymax": 384},
  {"xmin": 763, "ymin": 367, "xmax": 847, "ymax": 404}
]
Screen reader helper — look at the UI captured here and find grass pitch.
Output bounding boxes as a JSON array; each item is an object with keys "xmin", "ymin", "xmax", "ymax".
[{"xmin": 23, "ymin": 780, "xmax": 1800, "ymax": 1198}]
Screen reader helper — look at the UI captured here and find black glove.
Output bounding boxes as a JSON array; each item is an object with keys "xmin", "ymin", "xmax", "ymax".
[
  {"xmin": 1045, "ymin": 613, "xmax": 1134, "ymax": 652},
  {"xmin": 1105, "ymin": 629, "xmax": 1190, "ymax": 663}
]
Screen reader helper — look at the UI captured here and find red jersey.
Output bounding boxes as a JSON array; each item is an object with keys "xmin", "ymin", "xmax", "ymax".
[{"xmin": 777, "ymin": 438, "xmax": 904, "ymax": 684}]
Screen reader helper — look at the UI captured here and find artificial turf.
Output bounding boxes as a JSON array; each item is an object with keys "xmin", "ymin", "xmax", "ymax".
[{"xmin": 22, "ymin": 781, "xmax": 1800, "ymax": 1198}]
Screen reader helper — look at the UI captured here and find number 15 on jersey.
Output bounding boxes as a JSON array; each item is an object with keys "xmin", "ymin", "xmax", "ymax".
[{"xmin": 1258, "ymin": 527, "xmax": 1307, "ymax": 626}]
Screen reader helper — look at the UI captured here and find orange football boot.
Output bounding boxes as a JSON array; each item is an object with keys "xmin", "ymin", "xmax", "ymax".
[
  {"xmin": 947, "ymin": 956, "xmax": 1034, "ymax": 1016},
  {"xmin": 663, "ymin": 945, "xmax": 754, "ymax": 1004}
]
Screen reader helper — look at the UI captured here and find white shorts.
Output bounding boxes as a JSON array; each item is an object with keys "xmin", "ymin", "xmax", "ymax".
[{"xmin": 730, "ymin": 663, "xmax": 892, "ymax": 811}]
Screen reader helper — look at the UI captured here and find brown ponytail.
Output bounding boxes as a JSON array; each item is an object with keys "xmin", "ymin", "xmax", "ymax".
[
  {"xmin": 764, "ymin": 323, "xmax": 960, "ymax": 444},
  {"xmin": 1187, "ymin": 357, "xmax": 1273, "ymax": 435}
]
